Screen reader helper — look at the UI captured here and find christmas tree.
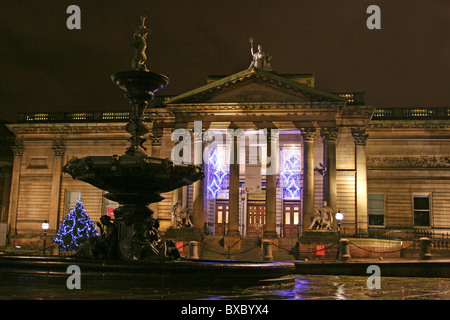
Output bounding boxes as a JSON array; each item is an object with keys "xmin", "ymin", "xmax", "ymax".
[{"xmin": 54, "ymin": 195, "xmax": 99, "ymax": 252}]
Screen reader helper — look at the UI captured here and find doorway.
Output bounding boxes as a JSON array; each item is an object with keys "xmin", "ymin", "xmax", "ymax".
[
  {"xmin": 247, "ymin": 200, "xmax": 266, "ymax": 237},
  {"xmin": 283, "ymin": 200, "xmax": 301, "ymax": 237},
  {"xmin": 215, "ymin": 200, "xmax": 229, "ymax": 235}
]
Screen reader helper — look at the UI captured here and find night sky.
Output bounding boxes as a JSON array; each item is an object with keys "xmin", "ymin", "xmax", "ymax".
[{"xmin": 0, "ymin": 1, "xmax": 449, "ymax": 122}]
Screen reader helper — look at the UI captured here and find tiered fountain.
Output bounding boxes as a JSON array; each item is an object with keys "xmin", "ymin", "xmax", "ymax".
[
  {"xmin": 63, "ymin": 16, "xmax": 204, "ymax": 260},
  {"xmin": 0, "ymin": 17, "xmax": 295, "ymax": 290}
]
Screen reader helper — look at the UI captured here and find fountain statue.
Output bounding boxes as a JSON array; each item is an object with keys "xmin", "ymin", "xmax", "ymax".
[{"xmin": 63, "ymin": 17, "xmax": 204, "ymax": 260}]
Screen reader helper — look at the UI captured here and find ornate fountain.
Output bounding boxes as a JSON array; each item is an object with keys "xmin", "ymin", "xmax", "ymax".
[
  {"xmin": 63, "ymin": 16, "xmax": 204, "ymax": 260},
  {"xmin": 0, "ymin": 18, "xmax": 295, "ymax": 291}
]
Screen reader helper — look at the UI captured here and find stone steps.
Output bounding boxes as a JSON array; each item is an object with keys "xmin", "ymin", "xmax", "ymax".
[{"xmin": 199, "ymin": 236, "xmax": 299, "ymax": 261}]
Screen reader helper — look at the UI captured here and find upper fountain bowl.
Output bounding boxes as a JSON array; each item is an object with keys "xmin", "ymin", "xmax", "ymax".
[{"xmin": 111, "ymin": 70, "xmax": 169, "ymax": 103}]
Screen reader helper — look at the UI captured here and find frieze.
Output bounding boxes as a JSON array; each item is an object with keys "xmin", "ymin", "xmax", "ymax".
[
  {"xmin": 167, "ymin": 102, "xmax": 341, "ymax": 113},
  {"xmin": 367, "ymin": 156, "xmax": 450, "ymax": 169},
  {"xmin": 7, "ymin": 124, "xmax": 128, "ymax": 134},
  {"xmin": 367, "ymin": 121, "xmax": 450, "ymax": 130}
]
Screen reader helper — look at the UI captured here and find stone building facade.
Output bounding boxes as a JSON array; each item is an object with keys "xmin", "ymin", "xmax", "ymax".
[{"xmin": 3, "ymin": 67, "xmax": 450, "ymax": 246}]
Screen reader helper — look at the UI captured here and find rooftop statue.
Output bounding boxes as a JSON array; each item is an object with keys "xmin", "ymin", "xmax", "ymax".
[
  {"xmin": 248, "ymin": 37, "xmax": 273, "ymax": 71},
  {"xmin": 131, "ymin": 16, "xmax": 150, "ymax": 71}
]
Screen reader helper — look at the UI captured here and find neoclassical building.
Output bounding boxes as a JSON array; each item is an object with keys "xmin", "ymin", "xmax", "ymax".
[{"xmin": 3, "ymin": 67, "xmax": 450, "ymax": 246}]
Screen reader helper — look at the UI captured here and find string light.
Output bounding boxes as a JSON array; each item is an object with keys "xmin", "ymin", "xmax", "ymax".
[
  {"xmin": 53, "ymin": 195, "xmax": 99, "ymax": 252},
  {"xmin": 207, "ymin": 147, "xmax": 229, "ymax": 199},
  {"xmin": 280, "ymin": 146, "xmax": 302, "ymax": 200}
]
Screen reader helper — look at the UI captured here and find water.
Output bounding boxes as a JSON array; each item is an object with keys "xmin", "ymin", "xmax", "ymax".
[{"xmin": 1, "ymin": 275, "xmax": 449, "ymax": 300}]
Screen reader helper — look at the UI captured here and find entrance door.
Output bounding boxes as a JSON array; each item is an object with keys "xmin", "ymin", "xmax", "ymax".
[
  {"xmin": 247, "ymin": 201, "xmax": 266, "ymax": 237},
  {"xmin": 283, "ymin": 201, "xmax": 301, "ymax": 237},
  {"xmin": 215, "ymin": 200, "xmax": 229, "ymax": 235}
]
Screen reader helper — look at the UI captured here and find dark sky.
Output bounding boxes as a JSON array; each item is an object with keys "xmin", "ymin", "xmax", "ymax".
[{"xmin": 0, "ymin": 1, "xmax": 449, "ymax": 122}]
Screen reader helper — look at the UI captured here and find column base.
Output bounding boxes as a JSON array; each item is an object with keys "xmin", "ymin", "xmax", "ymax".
[{"xmin": 262, "ymin": 230, "xmax": 278, "ymax": 239}]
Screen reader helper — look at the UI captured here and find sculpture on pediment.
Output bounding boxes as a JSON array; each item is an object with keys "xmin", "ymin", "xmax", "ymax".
[
  {"xmin": 249, "ymin": 37, "xmax": 273, "ymax": 71},
  {"xmin": 307, "ymin": 201, "xmax": 333, "ymax": 231}
]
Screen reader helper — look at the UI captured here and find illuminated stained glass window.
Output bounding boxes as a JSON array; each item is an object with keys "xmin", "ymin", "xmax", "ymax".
[
  {"xmin": 207, "ymin": 146, "xmax": 229, "ymax": 199},
  {"xmin": 280, "ymin": 146, "xmax": 302, "ymax": 200}
]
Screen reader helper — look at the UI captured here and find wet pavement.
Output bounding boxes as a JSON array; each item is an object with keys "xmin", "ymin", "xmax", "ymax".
[{"xmin": 1, "ymin": 275, "xmax": 449, "ymax": 300}]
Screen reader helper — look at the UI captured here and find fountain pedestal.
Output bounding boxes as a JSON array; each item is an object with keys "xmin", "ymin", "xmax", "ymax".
[{"xmin": 63, "ymin": 27, "xmax": 205, "ymax": 260}]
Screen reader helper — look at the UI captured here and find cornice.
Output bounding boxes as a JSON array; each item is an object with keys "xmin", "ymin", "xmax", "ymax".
[
  {"xmin": 367, "ymin": 120, "xmax": 450, "ymax": 130},
  {"xmin": 166, "ymin": 102, "xmax": 342, "ymax": 114},
  {"xmin": 7, "ymin": 122, "xmax": 128, "ymax": 134}
]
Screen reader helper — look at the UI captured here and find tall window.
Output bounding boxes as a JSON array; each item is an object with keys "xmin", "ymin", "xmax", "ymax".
[
  {"xmin": 280, "ymin": 146, "xmax": 302, "ymax": 200},
  {"xmin": 207, "ymin": 145, "xmax": 229, "ymax": 199},
  {"xmin": 414, "ymin": 194, "xmax": 430, "ymax": 227},
  {"xmin": 368, "ymin": 193, "xmax": 385, "ymax": 226}
]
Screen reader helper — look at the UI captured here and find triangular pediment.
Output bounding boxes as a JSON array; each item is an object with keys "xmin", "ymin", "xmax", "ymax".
[{"xmin": 165, "ymin": 68, "xmax": 345, "ymax": 105}]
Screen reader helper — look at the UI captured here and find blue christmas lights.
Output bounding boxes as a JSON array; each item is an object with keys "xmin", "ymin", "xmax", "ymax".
[
  {"xmin": 280, "ymin": 146, "xmax": 302, "ymax": 200},
  {"xmin": 53, "ymin": 195, "xmax": 99, "ymax": 252},
  {"xmin": 207, "ymin": 147, "xmax": 229, "ymax": 199}
]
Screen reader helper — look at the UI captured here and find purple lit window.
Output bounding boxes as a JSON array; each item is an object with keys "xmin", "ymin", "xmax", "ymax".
[
  {"xmin": 280, "ymin": 146, "xmax": 302, "ymax": 200},
  {"xmin": 207, "ymin": 147, "xmax": 229, "ymax": 199}
]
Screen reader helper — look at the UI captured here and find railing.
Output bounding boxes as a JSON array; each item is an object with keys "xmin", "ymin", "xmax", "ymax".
[
  {"xmin": 371, "ymin": 107, "xmax": 449, "ymax": 120},
  {"xmin": 338, "ymin": 220, "xmax": 450, "ymax": 241},
  {"xmin": 17, "ymin": 111, "xmax": 131, "ymax": 123}
]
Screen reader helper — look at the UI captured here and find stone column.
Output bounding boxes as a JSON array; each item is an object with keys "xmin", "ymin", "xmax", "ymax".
[
  {"xmin": 352, "ymin": 128, "xmax": 369, "ymax": 236},
  {"xmin": 49, "ymin": 141, "xmax": 65, "ymax": 233},
  {"xmin": 192, "ymin": 129, "xmax": 205, "ymax": 231},
  {"xmin": 227, "ymin": 129, "xmax": 241, "ymax": 238},
  {"xmin": 7, "ymin": 142, "xmax": 24, "ymax": 242},
  {"xmin": 321, "ymin": 128, "xmax": 339, "ymax": 215},
  {"xmin": 263, "ymin": 128, "xmax": 278, "ymax": 239},
  {"xmin": 171, "ymin": 136, "xmax": 185, "ymax": 212},
  {"xmin": 300, "ymin": 128, "xmax": 316, "ymax": 232},
  {"xmin": 0, "ymin": 167, "xmax": 12, "ymax": 224}
]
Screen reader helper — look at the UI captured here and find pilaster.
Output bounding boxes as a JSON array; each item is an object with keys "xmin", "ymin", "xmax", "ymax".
[{"xmin": 351, "ymin": 127, "xmax": 369, "ymax": 236}]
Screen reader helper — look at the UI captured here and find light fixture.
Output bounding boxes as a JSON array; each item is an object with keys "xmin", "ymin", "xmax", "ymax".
[
  {"xmin": 42, "ymin": 220, "xmax": 49, "ymax": 231},
  {"xmin": 42, "ymin": 220, "xmax": 49, "ymax": 255},
  {"xmin": 335, "ymin": 210, "xmax": 343, "ymax": 261}
]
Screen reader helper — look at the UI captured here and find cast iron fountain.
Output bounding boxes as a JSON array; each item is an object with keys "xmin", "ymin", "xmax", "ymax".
[
  {"xmin": 63, "ymin": 16, "xmax": 204, "ymax": 260},
  {"xmin": 0, "ymin": 17, "xmax": 295, "ymax": 290}
]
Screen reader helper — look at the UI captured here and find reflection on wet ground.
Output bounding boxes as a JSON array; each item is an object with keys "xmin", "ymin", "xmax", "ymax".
[{"xmin": 1, "ymin": 275, "xmax": 449, "ymax": 300}]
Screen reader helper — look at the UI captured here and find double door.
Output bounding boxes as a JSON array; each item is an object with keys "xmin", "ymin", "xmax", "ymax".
[
  {"xmin": 247, "ymin": 201, "xmax": 266, "ymax": 237},
  {"xmin": 283, "ymin": 201, "xmax": 301, "ymax": 237},
  {"xmin": 215, "ymin": 200, "xmax": 229, "ymax": 235}
]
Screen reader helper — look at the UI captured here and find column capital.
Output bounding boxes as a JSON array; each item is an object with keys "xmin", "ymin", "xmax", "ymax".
[
  {"xmin": 264, "ymin": 128, "xmax": 280, "ymax": 142},
  {"xmin": 320, "ymin": 127, "xmax": 339, "ymax": 143},
  {"xmin": 52, "ymin": 141, "xmax": 65, "ymax": 156},
  {"xmin": 11, "ymin": 142, "xmax": 24, "ymax": 156},
  {"xmin": 300, "ymin": 128, "xmax": 317, "ymax": 142},
  {"xmin": 149, "ymin": 133, "xmax": 163, "ymax": 146},
  {"xmin": 351, "ymin": 127, "xmax": 369, "ymax": 145}
]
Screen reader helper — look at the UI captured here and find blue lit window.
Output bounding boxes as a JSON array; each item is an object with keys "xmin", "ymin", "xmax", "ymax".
[
  {"xmin": 280, "ymin": 146, "xmax": 302, "ymax": 200},
  {"xmin": 207, "ymin": 146, "xmax": 229, "ymax": 199}
]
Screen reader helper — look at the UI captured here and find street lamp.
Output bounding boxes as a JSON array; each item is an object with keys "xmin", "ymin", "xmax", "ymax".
[
  {"xmin": 42, "ymin": 220, "xmax": 49, "ymax": 255},
  {"xmin": 335, "ymin": 210, "xmax": 344, "ymax": 260}
]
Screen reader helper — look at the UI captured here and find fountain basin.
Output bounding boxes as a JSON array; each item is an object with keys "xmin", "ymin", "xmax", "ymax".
[
  {"xmin": 63, "ymin": 154, "xmax": 204, "ymax": 204},
  {"xmin": 0, "ymin": 255, "xmax": 295, "ymax": 289},
  {"xmin": 111, "ymin": 70, "xmax": 169, "ymax": 102}
]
